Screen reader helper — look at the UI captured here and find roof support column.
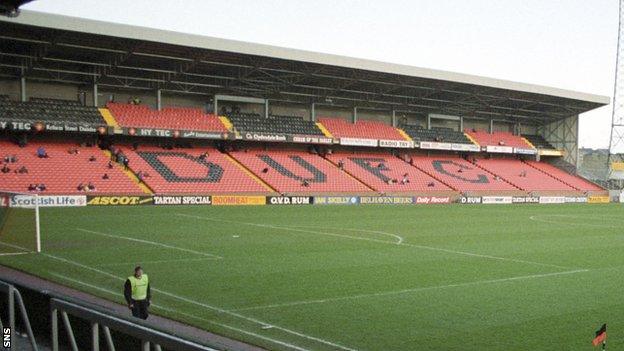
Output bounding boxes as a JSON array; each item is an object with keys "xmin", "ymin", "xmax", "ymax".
[
  {"xmin": 156, "ymin": 89, "xmax": 162, "ymax": 111},
  {"xmin": 459, "ymin": 116, "xmax": 464, "ymax": 133},
  {"xmin": 92, "ymin": 83, "xmax": 98, "ymax": 107},
  {"xmin": 426, "ymin": 114, "xmax": 431, "ymax": 129},
  {"xmin": 489, "ymin": 119, "xmax": 494, "ymax": 133},
  {"xmin": 310, "ymin": 103, "xmax": 316, "ymax": 122},
  {"xmin": 352, "ymin": 106, "xmax": 358, "ymax": 123},
  {"xmin": 19, "ymin": 74, "xmax": 26, "ymax": 102},
  {"xmin": 265, "ymin": 100, "xmax": 269, "ymax": 118},
  {"xmin": 391, "ymin": 109, "xmax": 397, "ymax": 127},
  {"xmin": 213, "ymin": 96, "xmax": 218, "ymax": 116}
]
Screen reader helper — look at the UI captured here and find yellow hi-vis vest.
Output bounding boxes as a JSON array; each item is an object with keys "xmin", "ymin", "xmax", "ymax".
[{"xmin": 128, "ymin": 274, "xmax": 149, "ymax": 301}]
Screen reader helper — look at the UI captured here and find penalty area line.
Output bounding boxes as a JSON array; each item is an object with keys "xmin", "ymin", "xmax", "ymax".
[{"xmin": 76, "ymin": 228, "xmax": 223, "ymax": 259}]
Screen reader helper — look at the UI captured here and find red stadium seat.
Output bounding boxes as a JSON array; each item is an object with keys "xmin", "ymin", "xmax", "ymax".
[
  {"xmin": 107, "ymin": 103, "xmax": 227, "ymax": 133},
  {"xmin": 0, "ymin": 141, "xmax": 144, "ymax": 195},
  {"xmin": 318, "ymin": 118, "xmax": 406, "ymax": 140}
]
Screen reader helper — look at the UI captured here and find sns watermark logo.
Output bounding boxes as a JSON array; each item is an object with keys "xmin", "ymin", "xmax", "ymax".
[{"xmin": 3, "ymin": 327, "xmax": 10, "ymax": 348}]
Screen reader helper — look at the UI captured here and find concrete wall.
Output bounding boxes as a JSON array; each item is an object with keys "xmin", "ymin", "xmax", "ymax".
[{"xmin": 463, "ymin": 118, "xmax": 489, "ymax": 131}]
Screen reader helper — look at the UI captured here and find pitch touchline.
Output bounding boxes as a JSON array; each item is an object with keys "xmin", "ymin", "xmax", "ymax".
[
  {"xmin": 76, "ymin": 228, "xmax": 223, "ymax": 259},
  {"xmin": 49, "ymin": 273, "xmax": 310, "ymax": 351},
  {"xmin": 529, "ymin": 215, "xmax": 622, "ymax": 229},
  {"xmin": 230, "ymin": 269, "xmax": 589, "ymax": 312},
  {"xmin": 41, "ymin": 253, "xmax": 359, "ymax": 351},
  {"xmin": 175, "ymin": 213, "xmax": 574, "ymax": 270}
]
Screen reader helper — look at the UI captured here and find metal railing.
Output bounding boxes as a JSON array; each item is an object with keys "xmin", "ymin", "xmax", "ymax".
[
  {"xmin": 0, "ymin": 280, "xmax": 39, "ymax": 350},
  {"xmin": 0, "ymin": 279, "xmax": 219, "ymax": 351},
  {"xmin": 51, "ymin": 298, "xmax": 218, "ymax": 351}
]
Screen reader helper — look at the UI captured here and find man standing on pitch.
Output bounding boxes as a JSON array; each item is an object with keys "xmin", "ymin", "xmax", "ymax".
[{"xmin": 124, "ymin": 266, "xmax": 151, "ymax": 319}]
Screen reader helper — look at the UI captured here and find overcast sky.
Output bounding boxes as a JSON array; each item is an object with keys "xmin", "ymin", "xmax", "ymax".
[{"xmin": 23, "ymin": 0, "xmax": 618, "ymax": 148}]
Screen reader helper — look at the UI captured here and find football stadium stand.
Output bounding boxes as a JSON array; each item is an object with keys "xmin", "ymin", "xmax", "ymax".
[
  {"xmin": 228, "ymin": 113, "xmax": 325, "ymax": 136},
  {"xmin": 0, "ymin": 141, "xmax": 144, "ymax": 194},
  {"xmin": 0, "ymin": 98, "xmax": 105, "ymax": 129},
  {"xmin": 472, "ymin": 158, "xmax": 579, "ymax": 193},
  {"xmin": 410, "ymin": 155, "xmax": 519, "ymax": 192},
  {"xmin": 402, "ymin": 125, "xmax": 474, "ymax": 145},
  {"xmin": 326, "ymin": 151, "xmax": 453, "ymax": 194},
  {"xmin": 229, "ymin": 148, "xmax": 372, "ymax": 193},
  {"xmin": 318, "ymin": 118, "xmax": 407, "ymax": 141},
  {"xmin": 465, "ymin": 130, "xmax": 533, "ymax": 149},
  {"xmin": 522, "ymin": 134, "xmax": 556, "ymax": 149},
  {"xmin": 106, "ymin": 103, "xmax": 227, "ymax": 132},
  {"xmin": 120, "ymin": 146, "xmax": 272, "ymax": 194},
  {"xmin": 524, "ymin": 160, "xmax": 603, "ymax": 192}
]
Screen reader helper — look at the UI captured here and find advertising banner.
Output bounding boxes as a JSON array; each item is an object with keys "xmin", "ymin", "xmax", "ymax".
[
  {"xmin": 414, "ymin": 196, "xmax": 451, "ymax": 204},
  {"xmin": 339, "ymin": 138, "xmax": 378, "ymax": 147},
  {"xmin": 481, "ymin": 196, "xmax": 513, "ymax": 204},
  {"xmin": 87, "ymin": 196, "xmax": 154, "ymax": 206},
  {"xmin": 241, "ymin": 132, "xmax": 288, "ymax": 142},
  {"xmin": 124, "ymin": 127, "xmax": 229, "ymax": 140},
  {"xmin": 0, "ymin": 120, "xmax": 104, "ymax": 133},
  {"xmin": 359, "ymin": 196, "xmax": 414, "ymax": 205},
  {"xmin": 451, "ymin": 143, "xmax": 481, "ymax": 152},
  {"xmin": 460, "ymin": 196, "xmax": 482, "ymax": 204},
  {"xmin": 378, "ymin": 139, "xmax": 415, "ymax": 149},
  {"xmin": 152, "ymin": 196, "xmax": 212, "ymax": 205},
  {"xmin": 538, "ymin": 149, "xmax": 564, "ymax": 156},
  {"xmin": 266, "ymin": 196, "xmax": 312, "ymax": 205},
  {"xmin": 511, "ymin": 196, "xmax": 539, "ymax": 204},
  {"xmin": 485, "ymin": 145, "xmax": 514, "ymax": 154},
  {"xmin": 212, "ymin": 195, "xmax": 266, "ymax": 206},
  {"xmin": 588, "ymin": 195, "xmax": 610, "ymax": 204},
  {"xmin": 565, "ymin": 196, "xmax": 588, "ymax": 203},
  {"xmin": 420, "ymin": 141, "xmax": 452, "ymax": 150},
  {"xmin": 538, "ymin": 196, "xmax": 566, "ymax": 204},
  {"xmin": 313, "ymin": 196, "xmax": 360, "ymax": 205},
  {"xmin": 290, "ymin": 135, "xmax": 334, "ymax": 145},
  {"xmin": 514, "ymin": 148, "xmax": 538, "ymax": 155},
  {"xmin": 10, "ymin": 195, "xmax": 87, "ymax": 208}
]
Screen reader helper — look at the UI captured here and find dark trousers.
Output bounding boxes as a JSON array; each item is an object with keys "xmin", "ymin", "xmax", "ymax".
[{"xmin": 131, "ymin": 299, "xmax": 149, "ymax": 320}]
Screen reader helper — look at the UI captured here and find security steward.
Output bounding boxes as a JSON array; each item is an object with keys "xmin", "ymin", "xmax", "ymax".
[{"xmin": 124, "ymin": 266, "xmax": 151, "ymax": 319}]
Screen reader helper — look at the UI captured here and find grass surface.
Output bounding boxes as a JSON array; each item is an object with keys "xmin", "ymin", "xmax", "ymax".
[{"xmin": 1, "ymin": 204, "xmax": 623, "ymax": 350}]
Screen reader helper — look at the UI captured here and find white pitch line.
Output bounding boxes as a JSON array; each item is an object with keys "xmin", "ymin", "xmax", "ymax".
[
  {"xmin": 0, "ymin": 252, "xmax": 31, "ymax": 257},
  {"xmin": 529, "ymin": 215, "xmax": 622, "ymax": 229},
  {"xmin": 96, "ymin": 257, "xmax": 219, "ymax": 267},
  {"xmin": 231, "ymin": 268, "xmax": 589, "ymax": 312},
  {"xmin": 76, "ymin": 228, "xmax": 223, "ymax": 259},
  {"xmin": 285, "ymin": 224, "xmax": 404, "ymax": 244},
  {"xmin": 41, "ymin": 253, "xmax": 359, "ymax": 351},
  {"xmin": 49, "ymin": 273, "xmax": 311, "ymax": 351},
  {"xmin": 176, "ymin": 213, "xmax": 573, "ymax": 270}
]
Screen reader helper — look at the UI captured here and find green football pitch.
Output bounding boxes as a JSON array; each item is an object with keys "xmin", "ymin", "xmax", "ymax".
[{"xmin": 1, "ymin": 203, "xmax": 623, "ymax": 350}]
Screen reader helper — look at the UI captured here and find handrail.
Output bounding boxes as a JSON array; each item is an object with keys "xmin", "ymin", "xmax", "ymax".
[
  {"xmin": 51, "ymin": 298, "xmax": 218, "ymax": 351},
  {"xmin": 0, "ymin": 280, "xmax": 39, "ymax": 351}
]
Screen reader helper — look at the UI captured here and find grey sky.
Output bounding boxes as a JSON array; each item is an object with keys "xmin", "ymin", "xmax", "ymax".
[{"xmin": 23, "ymin": 0, "xmax": 618, "ymax": 148}]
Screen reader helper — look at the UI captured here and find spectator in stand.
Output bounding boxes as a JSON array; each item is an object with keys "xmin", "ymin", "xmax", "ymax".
[
  {"xmin": 198, "ymin": 151, "xmax": 209, "ymax": 160},
  {"xmin": 102, "ymin": 173, "xmax": 110, "ymax": 180},
  {"xmin": 427, "ymin": 181, "xmax": 435, "ymax": 187},
  {"xmin": 28, "ymin": 184, "xmax": 37, "ymax": 191},
  {"xmin": 262, "ymin": 167, "xmax": 269, "ymax": 173},
  {"xmin": 37, "ymin": 183, "xmax": 46, "ymax": 191},
  {"xmin": 77, "ymin": 183, "xmax": 85, "ymax": 191},
  {"xmin": 137, "ymin": 171, "xmax": 145, "ymax": 183},
  {"xmin": 338, "ymin": 159, "xmax": 345, "ymax": 170},
  {"xmin": 89, "ymin": 155, "xmax": 97, "ymax": 162},
  {"xmin": 88, "ymin": 182, "xmax": 96, "ymax": 191},
  {"xmin": 401, "ymin": 173, "xmax": 410, "ymax": 185},
  {"xmin": 37, "ymin": 146, "xmax": 48, "ymax": 158},
  {"xmin": 123, "ymin": 157, "xmax": 130, "ymax": 170},
  {"xmin": 108, "ymin": 161, "xmax": 114, "ymax": 169},
  {"xmin": 16, "ymin": 166, "xmax": 28, "ymax": 174},
  {"xmin": 302, "ymin": 179, "xmax": 310, "ymax": 187},
  {"xmin": 1, "ymin": 164, "xmax": 9, "ymax": 173}
]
